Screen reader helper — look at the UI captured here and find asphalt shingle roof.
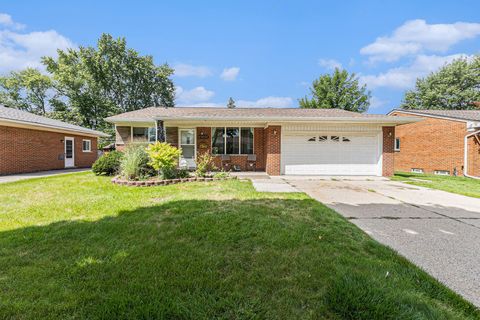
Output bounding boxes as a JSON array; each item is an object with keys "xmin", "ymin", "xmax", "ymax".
[
  {"xmin": 105, "ymin": 106, "xmax": 404, "ymax": 122},
  {"xmin": 0, "ymin": 105, "xmax": 108, "ymax": 137},
  {"xmin": 391, "ymin": 109, "xmax": 480, "ymax": 122}
]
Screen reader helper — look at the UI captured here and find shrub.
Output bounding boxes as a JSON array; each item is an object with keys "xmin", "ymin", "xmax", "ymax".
[
  {"xmin": 195, "ymin": 153, "xmax": 217, "ymax": 177},
  {"xmin": 146, "ymin": 142, "xmax": 182, "ymax": 179},
  {"xmin": 119, "ymin": 144, "xmax": 154, "ymax": 180},
  {"xmin": 92, "ymin": 151, "xmax": 123, "ymax": 176},
  {"xmin": 175, "ymin": 168, "xmax": 191, "ymax": 179}
]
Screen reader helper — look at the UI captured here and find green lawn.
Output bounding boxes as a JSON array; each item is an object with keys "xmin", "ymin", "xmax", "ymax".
[
  {"xmin": 392, "ymin": 172, "xmax": 480, "ymax": 198},
  {"xmin": 0, "ymin": 172, "xmax": 478, "ymax": 319}
]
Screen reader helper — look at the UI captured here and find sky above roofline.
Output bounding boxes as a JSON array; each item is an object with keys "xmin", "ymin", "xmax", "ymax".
[{"xmin": 1, "ymin": 1, "xmax": 479, "ymax": 115}]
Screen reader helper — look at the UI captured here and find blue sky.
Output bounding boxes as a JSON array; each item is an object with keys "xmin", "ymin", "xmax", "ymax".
[{"xmin": 1, "ymin": 0, "xmax": 479, "ymax": 114}]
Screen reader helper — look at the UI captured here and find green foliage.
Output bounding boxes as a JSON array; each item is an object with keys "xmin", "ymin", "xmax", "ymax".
[
  {"xmin": 41, "ymin": 33, "xmax": 175, "ymax": 130},
  {"xmin": 195, "ymin": 153, "xmax": 217, "ymax": 177},
  {"xmin": 299, "ymin": 68, "xmax": 370, "ymax": 112},
  {"xmin": 175, "ymin": 168, "xmax": 191, "ymax": 179},
  {"xmin": 213, "ymin": 170, "xmax": 230, "ymax": 179},
  {"xmin": 119, "ymin": 144, "xmax": 154, "ymax": 180},
  {"xmin": 146, "ymin": 142, "xmax": 182, "ymax": 179},
  {"xmin": 0, "ymin": 68, "xmax": 55, "ymax": 115},
  {"xmin": 92, "ymin": 151, "xmax": 123, "ymax": 176},
  {"xmin": 227, "ymin": 97, "xmax": 236, "ymax": 108},
  {"xmin": 402, "ymin": 55, "xmax": 480, "ymax": 110}
]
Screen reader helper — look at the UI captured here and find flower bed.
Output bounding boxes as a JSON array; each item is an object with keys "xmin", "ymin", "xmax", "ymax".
[{"xmin": 111, "ymin": 175, "xmax": 235, "ymax": 187}]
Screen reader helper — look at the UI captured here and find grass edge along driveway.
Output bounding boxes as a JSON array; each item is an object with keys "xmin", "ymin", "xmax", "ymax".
[
  {"xmin": 0, "ymin": 172, "xmax": 478, "ymax": 319},
  {"xmin": 392, "ymin": 171, "xmax": 480, "ymax": 199}
]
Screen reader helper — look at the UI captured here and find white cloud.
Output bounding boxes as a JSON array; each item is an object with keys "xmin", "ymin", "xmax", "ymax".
[
  {"xmin": 361, "ymin": 19, "xmax": 480, "ymax": 62},
  {"xmin": 360, "ymin": 54, "xmax": 469, "ymax": 89},
  {"xmin": 237, "ymin": 96, "xmax": 293, "ymax": 108},
  {"xmin": 369, "ymin": 96, "xmax": 389, "ymax": 109},
  {"xmin": 318, "ymin": 58, "xmax": 342, "ymax": 70},
  {"xmin": 173, "ymin": 63, "xmax": 212, "ymax": 78},
  {"xmin": 220, "ymin": 67, "xmax": 240, "ymax": 81},
  {"xmin": 175, "ymin": 86, "xmax": 215, "ymax": 103},
  {"xmin": 0, "ymin": 13, "xmax": 25, "ymax": 30},
  {"xmin": 0, "ymin": 29, "xmax": 75, "ymax": 74}
]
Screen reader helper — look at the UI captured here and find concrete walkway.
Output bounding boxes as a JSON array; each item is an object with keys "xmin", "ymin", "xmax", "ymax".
[
  {"xmin": 232, "ymin": 172, "xmax": 299, "ymax": 193},
  {"xmin": 0, "ymin": 168, "xmax": 90, "ymax": 184},
  {"xmin": 289, "ymin": 177, "xmax": 480, "ymax": 307}
]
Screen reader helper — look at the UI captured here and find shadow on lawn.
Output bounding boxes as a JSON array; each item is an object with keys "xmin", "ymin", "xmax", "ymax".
[{"xmin": 0, "ymin": 198, "xmax": 478, "ymax": 319}]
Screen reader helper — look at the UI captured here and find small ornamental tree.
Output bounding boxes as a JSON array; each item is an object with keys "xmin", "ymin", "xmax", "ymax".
[{"xmin": 146, "ymin": 142, "xmax": 182, "ymax": 178}]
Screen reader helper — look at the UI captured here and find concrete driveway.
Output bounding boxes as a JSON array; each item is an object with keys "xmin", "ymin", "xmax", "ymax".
[{"xmin": 285, "ymin": 177, "xmax": 480, "ymax": 307}]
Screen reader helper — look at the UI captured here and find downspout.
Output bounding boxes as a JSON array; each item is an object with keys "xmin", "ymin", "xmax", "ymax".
[{"xmin": 464, "ymin": 129, "xmax": 480, "ymax": 179}]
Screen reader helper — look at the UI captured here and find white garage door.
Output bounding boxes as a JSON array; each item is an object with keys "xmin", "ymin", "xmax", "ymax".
[{"xmin": 281, "ymin": 133, "xmax": 382, "ymax": 175}]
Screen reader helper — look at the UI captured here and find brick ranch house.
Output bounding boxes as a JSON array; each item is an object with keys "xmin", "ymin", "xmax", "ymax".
[
  {"xmin": 0, "ymin": 105, "xmax": 108, "ymax": 175},
  {"xmin": 106, "ymin": 107, "xmax": 418, "ymax": 176},
  {"xmin": 388, "ymin": 109, "xmax": 480, "ymax": 178}
]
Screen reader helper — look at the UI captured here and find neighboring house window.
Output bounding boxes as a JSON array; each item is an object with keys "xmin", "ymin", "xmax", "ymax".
[
  {"xmin": 132, "ymin": 127, "xmax": 156, "ymax": 143},
  {"xmin": 434, "ymin": 170, "xmax": 450, "ymax": 176},
  {"xmin": 211, "ymin": 127, "xmax": 254, "ymax": 155},
  {"xmin": 395, "ymin": 138, "xmax": 400, "ymax": 151},
  {"xmin": 411, "ymin": 168, "xmax": 423, "ymax": 174},
  {"xmin": 82, "ymin": 139, "xmax": 91, "ymax": 152}
]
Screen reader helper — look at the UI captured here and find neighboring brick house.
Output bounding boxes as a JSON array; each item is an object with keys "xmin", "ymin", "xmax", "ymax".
[
  {"xmin": 388, "ymin": 109, "xmax": 480, "ymax": 177},
  {"xmin": 0, "ymin": 105, "xmax": 108, "ymax": 175},
  {"xmin": 106, "ymin": 107, "xmax": 418, "ymax": 176}
]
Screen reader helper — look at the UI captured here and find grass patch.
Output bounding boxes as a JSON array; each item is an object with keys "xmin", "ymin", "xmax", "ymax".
[
  {"xmin": 392, "ymin": 172, "xmax": 480, "ymax": 198},
  {"xmin": 0, "ymin": 172, "xmax": 478, "ymax": 319}
]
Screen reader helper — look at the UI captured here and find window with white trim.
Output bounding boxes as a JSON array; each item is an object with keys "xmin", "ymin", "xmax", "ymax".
[
  {"xmin": 82, "ymin": 139, "xmax": 91, "ymax": 152},
  {"xmin": 395, "ymin": 138, "xmax": 400, "ymax": 151},
  {"xmin": 434, "ymin": 170, "xmax": 450, "ymax": 176},
  {"xmin": 411, "ymin": 168, "xmax": 423, "ymax": 174},
  {"xmin": 132, "ymin": 127, "xmax": 156, "ymax": 143},
  {"xmin": 211, "ymin": 127, "xmax": 254, "ymax": 155}
]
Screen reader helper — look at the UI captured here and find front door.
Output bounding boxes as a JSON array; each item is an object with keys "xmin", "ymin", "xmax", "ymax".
[
  {"xmin": 64, "ymin": 137, "xmax": 75, "ymax": 168},
  {"xmin": 179, "ymin": 129, "xmax": 196, "ymax": 168}
]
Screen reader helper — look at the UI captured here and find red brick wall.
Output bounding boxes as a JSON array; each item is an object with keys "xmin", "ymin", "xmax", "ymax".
[
  {"xmin": 166, "ymin": 127, "xmax": 179, "ymax": 148},
  {"xmin": 391, "ymin": 111, "xmax": 473, "ymax": 176},
  {"xmin": 382, "ymin": 126, "xmax": 395, "ymax": 177},
  {"xmin": 0, "ymin": 125, "xmax": 98, "ymax": 175},
  {"xmin": 265, "ymin": 125, "xmax": 281, "ymax": 175},
  {"xmin": 467, "ymin": 136, "xmax": 480, "ymax": 177}
]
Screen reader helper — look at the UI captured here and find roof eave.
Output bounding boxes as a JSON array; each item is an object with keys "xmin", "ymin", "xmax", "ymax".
[
  {"xmin": 0, "ymin": 118, "xmax": 109, "ymax": 137},
  {"xmin": 106, "ymin": 115, "xmax": 421, "ymax": 125}
]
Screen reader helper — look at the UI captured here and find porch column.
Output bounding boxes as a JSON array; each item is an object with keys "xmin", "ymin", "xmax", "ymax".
[
  {"xmin": 265, "ymin": 125, "xmax": 281, "ymax": 175},
  {"xmin": 156, "ymin": 120, "xmax": 166, "ymax": 142}
]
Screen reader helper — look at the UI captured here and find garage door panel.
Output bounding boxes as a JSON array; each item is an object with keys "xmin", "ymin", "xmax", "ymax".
[{"xmin": 281, "ymin": 133, "xmax": 381, "ymax": 175}]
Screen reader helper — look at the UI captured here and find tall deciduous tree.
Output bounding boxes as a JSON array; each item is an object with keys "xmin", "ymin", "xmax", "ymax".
[
  {"xmin": 299, "ymin": 68, "xmax": 370, "ymax": 113},
  {"xmin": 43, "ymin": 33, "xmax": 175, "ymax": 130},
  {"xmin": 0, "ymin": 68, "xmax": 55, "ymax": 115},
  {"xmin": 402, "ymin": 56, "xmax": 480, "ymax": 110}
]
